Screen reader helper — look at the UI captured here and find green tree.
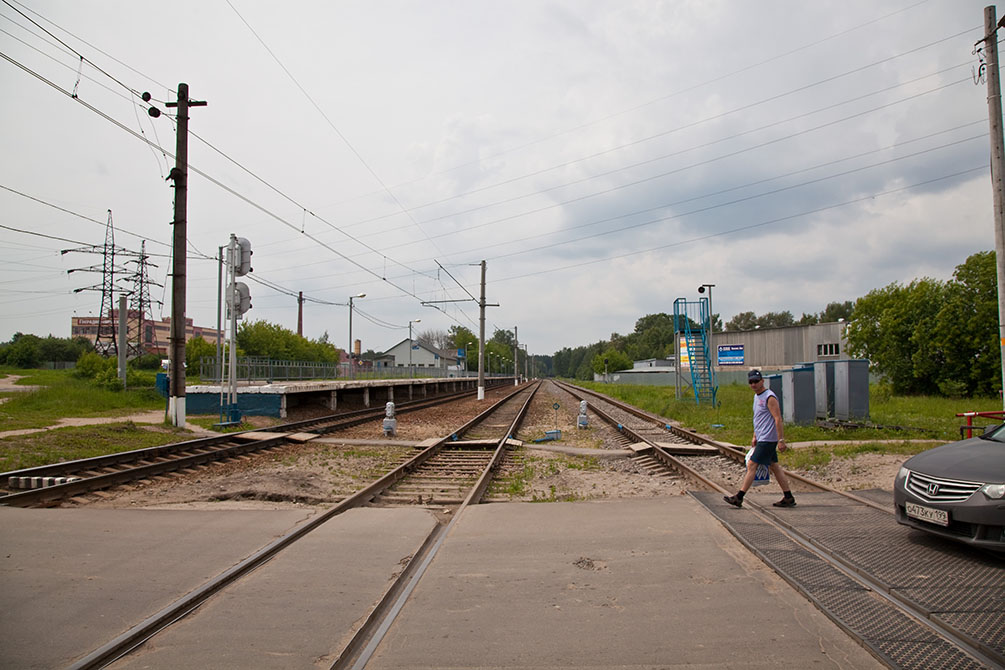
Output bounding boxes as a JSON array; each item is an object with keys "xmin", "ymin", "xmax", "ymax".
[
  {"xmin": 845, "ymin": 278, "xmax": 947, "ymax": 394},
  {"xmin": 236, "ymin": 320, "xmax": 340, "ymax": 362},
  {"xmin": 449, "ymin": 325, "xmax": 478, "ymax": 370},
  {"xmin": 726, "ymin": 311, "xmax": 758, "ymax": 331},
  {"xmin": 3, "ymin": 333, "xmax": 42, "ymax": 368},
  {"xmin": 492, "ymin": 328, "xmax": 516, "ymax": 348},
  {"xmin": 185, "ymin": 335, "xmax": 218, "ymax": 371},
  {"xmin": 624, "ymin": 313, "xmax": 676, "ymax": 360},
  {"xmin": 758, "ymin": 311, "xmax": 795, "ymax": 328},
  {"xmin": 819, "ymin": 300, "xmax": 854, "ymax": 323},
  {"xmin": 591, "ymin": 348, "xmax": 632, "ymax": 376},
  {"xmin": 931, "ymin": 251, "xmax": 1000, "ymax": 396}
]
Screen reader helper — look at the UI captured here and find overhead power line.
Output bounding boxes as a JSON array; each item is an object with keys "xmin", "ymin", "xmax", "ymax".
[
  {"xmin": 330, "ymin": 75, "xmax": 979, "ymax": 264},
  {"xmin": 0, "ymin": 51, "xmax": 474, "ymax": 326},
  {"xmin": 339, "ymin": 26, "xmax": 980, "ymax": 232},
  {"xmin": 225, "ymin": 0, "xmax": 446, "ymax": 258},
  {"xmin": 317, "ymin": 0, "xmax": 934, "ymax": 213},
  {"xmin": 489, "ymin": 165, "xmax": 987, "ymax": 285}
]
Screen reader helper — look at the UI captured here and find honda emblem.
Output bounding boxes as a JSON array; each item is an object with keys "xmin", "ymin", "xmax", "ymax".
[{"xmin": 927, "ymin": 483, "xmax": 940, "ymax": 496}]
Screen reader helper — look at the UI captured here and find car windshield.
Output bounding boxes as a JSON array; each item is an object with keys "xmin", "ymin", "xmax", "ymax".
[{"xmin": 979, "ymin": 423, "xmax": 1005, "ymax": 442}]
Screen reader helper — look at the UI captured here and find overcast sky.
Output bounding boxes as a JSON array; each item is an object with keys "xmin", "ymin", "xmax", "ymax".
[{"xmin": 0, "ymin": 0, "xmax": 998, "ymax": 357}]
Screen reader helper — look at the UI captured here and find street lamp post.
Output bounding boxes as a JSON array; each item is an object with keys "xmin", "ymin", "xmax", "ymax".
[
  {"xmin": 347, "ymin": 293, "xmax": 365, "ymax": 379},
  {"xmin": 408, "ymin": 319, "xmax": 421, "ymax": 377},
  {"xmin": 699, "ymin": 283, "xmax": 715, "ymax": 367},
  {"xmin": 698, "ymin": 284, "xmax": 715, "ymax": 337}
]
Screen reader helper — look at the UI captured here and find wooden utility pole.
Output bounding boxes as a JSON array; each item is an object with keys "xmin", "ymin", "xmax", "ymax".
[
  {"xmin": 981, "ymin": 7, "xmax": 1005, "ymax": 408},
  {"xmin": 165, "ymin": 83, "xmax": 206, "ymax": 427}
]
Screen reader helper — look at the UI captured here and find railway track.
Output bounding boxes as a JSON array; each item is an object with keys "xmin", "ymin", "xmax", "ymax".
[
  {"xmin": 7, "ymin": 379, "xmax": 1002, "ymax": 668},
  {"xmin": 0, "ymin": 381, "xmax": 509, "ymax": 507},
  {"xmin": 61, "ymin": 381, "xmax": 540, "ymax": 670},
  {"xmin": 553, "ymin": 380, "xmax": 1005, "ymax": 670},
  {"xmin": 553, "ymin": 379, "xmax": 888, "ymax": 505}
]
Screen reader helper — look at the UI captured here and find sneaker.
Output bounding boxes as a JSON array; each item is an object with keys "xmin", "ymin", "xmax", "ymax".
[
  {"xmin": 773, "ymin": 497, "xmax": 797, "ymax": 508},
  {"xmin": 723, "ymin": 494, "xmax": 743, "ymax": 508}
]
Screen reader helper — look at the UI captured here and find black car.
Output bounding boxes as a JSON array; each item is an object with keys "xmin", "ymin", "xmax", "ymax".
[{"xmin": 894, "ymin": 425, "xmax": 1005, "ymax": 552}]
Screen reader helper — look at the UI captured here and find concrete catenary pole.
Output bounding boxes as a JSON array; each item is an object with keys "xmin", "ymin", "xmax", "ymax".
[
  {"xmin": 478, "ymin": 260, "xmax": 486, "ymax": 400},
  {"xmin": 117, "ymin": 294, "xmax": 127, "ymax": 388},
  {"xmin": 165, "ymin": 83, "xmax": 206, "ymax": 427},
  {"xmin": 981, "ymin": 6, "xmax": 1005, "ymax": 408},
  {"xmin": 216, "ymin": 246, "xmax": 224, "ymax": 384},
  {"xmin": 513, "ymin": 326, "xmax": 519, "ymax": 385},
  {"xmin": 297, "ymin": 291, "xmax": 304, "ymax": 337}
]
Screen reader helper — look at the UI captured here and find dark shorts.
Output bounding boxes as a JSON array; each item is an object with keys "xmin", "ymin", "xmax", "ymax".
[{"xmin": 750, "ymin": 441, "xmax": 779, "ymax": 466}]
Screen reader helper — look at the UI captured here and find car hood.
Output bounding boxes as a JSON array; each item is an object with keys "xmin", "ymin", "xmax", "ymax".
[{"xmin": 904, "ymin": 437, "xmax": 1005, "ymax": 484}]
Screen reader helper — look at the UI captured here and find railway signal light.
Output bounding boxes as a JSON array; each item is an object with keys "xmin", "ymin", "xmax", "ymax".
[
  {"xmin": 233, "ymin": 281, "xmax": 252, "ymax": 317},
  {"xmin": 234, "ymin": 237, "xmax": 253, "ymax": 276}
]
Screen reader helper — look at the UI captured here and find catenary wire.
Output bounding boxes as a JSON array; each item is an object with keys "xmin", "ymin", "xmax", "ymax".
[
  {"xmin": 339, "ymin": 26, "xmax": 979, "ymax": 231},
  {"xmin": 488, "ymin": 165, "xmax": 986, "ymax": 284},
  {"xmin": 314, "ymin": 1, "xmax": 934, "ymax": 213},
  {"xmin": 0, "ymin": 50, "xmax": 473, "ymax": 327},
  {"xmin": 368, "ymin": 68, "xmax": 976, "ymax": 248}
]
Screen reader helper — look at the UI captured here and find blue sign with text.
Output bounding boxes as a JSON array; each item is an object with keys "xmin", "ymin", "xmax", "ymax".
[{"xmin": 718, "ymin": 344, "xmax": 745, "ymax": 366}]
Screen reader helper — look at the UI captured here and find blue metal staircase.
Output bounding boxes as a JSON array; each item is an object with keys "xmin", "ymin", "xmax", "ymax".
[{"xmin": 673, "ymin": 297, "xmax": 717, "ymax": 405}]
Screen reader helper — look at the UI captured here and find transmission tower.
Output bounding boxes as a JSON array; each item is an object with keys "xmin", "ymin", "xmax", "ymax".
[
  {"xmin": 64, "ymin": 210, "xmax": 135, "ymax": 356},
  {"xmin": 125, "ymin": 240, "xmax": 163, "ymax": 356}
]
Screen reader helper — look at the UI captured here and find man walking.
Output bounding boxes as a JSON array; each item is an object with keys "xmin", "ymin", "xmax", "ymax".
[{"xmin": 724, "ymin": 369, "xmax": 796, "ymax": 508}]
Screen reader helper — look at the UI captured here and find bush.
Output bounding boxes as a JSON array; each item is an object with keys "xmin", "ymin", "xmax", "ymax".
[
  {"xmin": 5, "ymin": 334, "xmax": 42, "ymax": 368},
  {"xmin": 94, "ymin": 367, "xmax": 123, "ymax": 391},
  {"xmin": 74, "ymin": 351, "xmax": 113, "ymax": 379},
  {"xmin": 130, "ymin": 353, "xmax": 163, "ymax": 370}
]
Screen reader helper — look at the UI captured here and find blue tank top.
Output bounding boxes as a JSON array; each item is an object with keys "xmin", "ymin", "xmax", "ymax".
[{"xmin": 752, "ymin": 389, "xmax": 779, "ymax": 441}]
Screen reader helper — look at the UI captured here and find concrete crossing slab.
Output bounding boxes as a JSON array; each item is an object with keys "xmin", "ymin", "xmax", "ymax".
[{"xmin": 365, "ymin": 497, "xmax": 884, "ymax": 669}]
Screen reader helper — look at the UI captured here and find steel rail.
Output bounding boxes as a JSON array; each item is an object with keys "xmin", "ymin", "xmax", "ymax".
[
  {"xmin": 65, "ymin": 382, "xmax": 534, "ymax": 670},
  {"xmin": 1, "ymin": 433, "xmax": 240, "ymax": 483},
  {"xmin": 1, "ymin": 434, "xmax": 291, "ymax": 507},
  {"xmin": 1, "ymin": 383, "xmax": 496, "ymax": 484},
  {"xmin": 332, "ymin": 381, "xmax": 541, "ymax": 670},
  {"xmin": 554, "ymin": 380, "xmax": 891, "ymax": 514},
  {"xmin": 700, "ymin": 494, "xmax": 1005, "ymax": 669},
  {"xmin": 556, "ymin": 383, "xmax": 998, "ymax": 666},
  {"xmin": 2, "ymin": 382, "xmax": 512, "ymax": 506},
  {"xmin": 557, "ymin": 382, "xmax": 999, "ymax": 667},
  {"xmin": 280, "ymin": 381, "xmax": 510, "ymax": 436}
]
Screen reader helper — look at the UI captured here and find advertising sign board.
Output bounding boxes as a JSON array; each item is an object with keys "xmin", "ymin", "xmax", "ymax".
[{"xmin": 718, "ymin": 344, "xmax": 745, "ymax": 366}]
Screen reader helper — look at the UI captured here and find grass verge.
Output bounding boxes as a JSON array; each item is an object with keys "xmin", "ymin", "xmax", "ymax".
[
  {"xmin": 574, "ymin": 380, "xmax": 1001, "ymax": 445},
  {"xmin": 0, "ymin": 422, "xmax": 193, "ymax": 472},
  {"xmin": 0, "ymin": 369, "xmax": 163, "ymax": 431}
]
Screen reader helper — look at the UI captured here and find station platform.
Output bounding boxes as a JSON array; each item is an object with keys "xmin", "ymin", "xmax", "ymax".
[
  {"xmin": 181, "ymin": 376, "xmax": 513, "ymax": 418},
  {"xmin": 1, "ymin": 497, "xmax": 883, "ymax": 669}
]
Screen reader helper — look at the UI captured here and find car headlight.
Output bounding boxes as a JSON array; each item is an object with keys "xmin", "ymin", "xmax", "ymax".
[
  {"xmin": 980, "ymin": 483, "xmax": 1005, "ymax": 500},
  {"xmin": 897, "ymin": 466, "xmax": 910, "ymax": 481}
]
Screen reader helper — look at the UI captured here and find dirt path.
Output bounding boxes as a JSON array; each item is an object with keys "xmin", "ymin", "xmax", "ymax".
[
  {"xmin": 0, "ymin": 374, "xmax": 40, "ymax": 398},
  {"xmin": 0, "ymin": 410, "xmax": 218, "ymax": 438}
]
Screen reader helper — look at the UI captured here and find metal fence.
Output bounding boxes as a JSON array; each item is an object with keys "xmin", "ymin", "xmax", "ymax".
[
  {"xmin": 199, "ymin": 356, "xmax": 498, "ymax": 383},
  {"xmin": 199, "ymin": 357, "xmax": 341, "ymax": 383}
]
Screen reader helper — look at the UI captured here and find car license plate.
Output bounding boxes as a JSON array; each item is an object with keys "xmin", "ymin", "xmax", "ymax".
[{"xmin": 906, "ymin": 501, "xmax": 949, "ymax": 527}]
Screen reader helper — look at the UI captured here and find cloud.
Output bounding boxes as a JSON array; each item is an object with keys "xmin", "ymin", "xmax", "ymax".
[{"xmin": 0, "ymin": 0, "xmax": 997, "ymax": 356}]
